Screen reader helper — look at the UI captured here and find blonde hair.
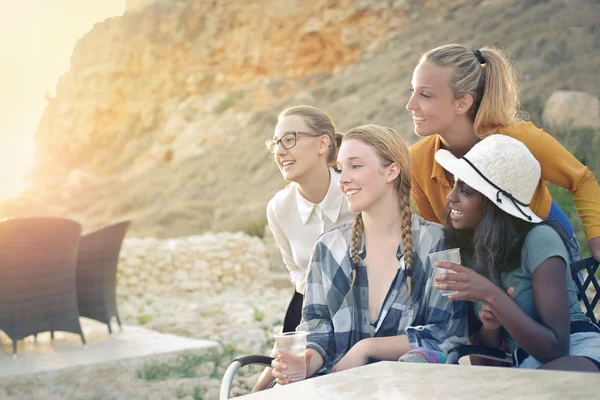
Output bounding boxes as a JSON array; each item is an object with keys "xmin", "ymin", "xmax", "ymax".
[
  {"xmin": 421, "ymin": 44, "xmax": 520, "ymax": 138},
  {"xmin": 342, "ymin": 125, "xmax": 414, "ymax": 298},
  {"xmin": 278, "ymin": 105, "xmax": 343, "ymax": 165}
]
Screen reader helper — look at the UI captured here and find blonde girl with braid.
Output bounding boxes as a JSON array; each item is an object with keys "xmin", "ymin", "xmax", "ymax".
[{"xmin": 270, "ymin": 125, "xmax": 468, "ymax": 384}]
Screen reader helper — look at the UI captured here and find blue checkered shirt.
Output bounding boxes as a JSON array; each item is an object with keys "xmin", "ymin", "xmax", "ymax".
[{"xmin": 297, "ymin": 214, "xmax": 468, "ymax": 373}]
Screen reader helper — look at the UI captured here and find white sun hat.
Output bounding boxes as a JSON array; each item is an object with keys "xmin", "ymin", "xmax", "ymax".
[{"xmin": 434, "ymin": 134, "xmax": 542, "ymax": 223}]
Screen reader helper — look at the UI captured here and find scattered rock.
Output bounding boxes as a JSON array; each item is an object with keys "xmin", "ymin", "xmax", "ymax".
[{"xmin": 542, "ymin": 91, "xmax": 600, "ymax": 130}]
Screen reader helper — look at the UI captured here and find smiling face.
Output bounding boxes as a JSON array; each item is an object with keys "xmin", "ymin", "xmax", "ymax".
[
  {"xmin": 272, "ymin": 115, "xmax": 327, "ymax": 183},
  {"xmin": 446, "ymin": 179, "xmax": 485, "ymax": 231},
  {"xmin": 406, "ymin": 61, "xmax": 461, "ymax": 138},
  {"xmin": 336, "ymin": 139, "xmax": 396, "ymax": 214}
]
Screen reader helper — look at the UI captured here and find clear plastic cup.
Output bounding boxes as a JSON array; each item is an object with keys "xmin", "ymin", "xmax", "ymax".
[
  {"xmin": 429, "ymin": 248, "xmax": 461, "ymax": 296},
  {"xmin": 273, "ymin": 331, "xmax": 307, "ymax": 382}
]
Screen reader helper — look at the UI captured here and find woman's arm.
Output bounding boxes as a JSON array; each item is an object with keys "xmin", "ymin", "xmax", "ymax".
[
  {"xmin": 437, "ymin": 257, "xmax": 571, "ymax": 364},
  {"xmin": 469, "ymin": 298, "xmax": 513, "ymax": 367},
  {"xmin": 514, "ymin": 124, "xmax": 600, "ymax": 242},
  {"xmin": 361, "ymin": 335, "xmax": 411, "ymax": 360},
  {"xmin": 306, "ymin": 349, "xmax": 324, "ymax": 376},
  {"xmin": 475, "ymin": 325, "xmax": 503, "ymax": 350},
  {"xmin": 471, "ymin": 289, "xmax": 514, "ymax": 350},
  {"xmin": 588, "ymin": 237, "xmax": 600, "ymax": 262},
  {"xmin": 484, "ymin": 256, "xmax": 571, "ymax": 363},
  {"xmin": 297, "ymin": 239, "xmax": 348, "ymax": 374},
  {"xmin": 271, "ymin": 348, "xmax": 324, "ymax": 385},
  {"xmin": 271, "ymin": 239, "xmax": 340, "ymax": 384},
  {"xmin": 332, "ymin": 335, "xmax": 411, "ymax": 372}
]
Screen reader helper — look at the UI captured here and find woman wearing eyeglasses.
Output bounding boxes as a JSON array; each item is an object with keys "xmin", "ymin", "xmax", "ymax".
[{"xmin": 253, "ymin": 105, "xmax": 355, "ymax": 392}]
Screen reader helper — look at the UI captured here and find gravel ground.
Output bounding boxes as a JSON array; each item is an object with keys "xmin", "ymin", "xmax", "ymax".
[{"xmin": 0, "ymin": 282, "xmax": 292, "ymax": 400}]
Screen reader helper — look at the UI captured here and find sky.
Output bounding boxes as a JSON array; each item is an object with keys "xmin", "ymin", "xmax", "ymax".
[{"xmin": 0, "ymin": 1, "xmax": 125, "ymax": 199}]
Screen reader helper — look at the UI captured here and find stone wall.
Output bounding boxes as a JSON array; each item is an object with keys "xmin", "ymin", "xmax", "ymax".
[{"xmin": 116, "ymin": 231, "xmax": 270, "ymax": 302}]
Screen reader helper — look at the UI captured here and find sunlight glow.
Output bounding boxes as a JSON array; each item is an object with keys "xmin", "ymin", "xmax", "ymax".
[{"xmin": 0, "ymin": 0, "xmax": 125, "ymax": 200}]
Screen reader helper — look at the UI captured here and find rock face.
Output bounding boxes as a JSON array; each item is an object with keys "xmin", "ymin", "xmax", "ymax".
[
  {"xmin": 33, "ymin": 0, "xmax": 404, "ymax": 184},
  {"xmin": 542, "ymin": 91, "xmax": 600, "ymax": 130},
  {"xmin": 125, "ymin": 0, "xmax": 159, "ymax": 12},
  {"xmin": 8, "ymin": 0, "xmax": 599, "ymax": 237}
]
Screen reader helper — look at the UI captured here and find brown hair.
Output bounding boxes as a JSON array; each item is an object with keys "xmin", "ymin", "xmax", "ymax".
[
  {"xmin": 420, "ymin": 44, "xmax": 521, "ymax": 138},
  {"xmin": 278, "ymin": 105, "xmax": 342, "ymax": 165},
  {"xmin": 342, "ymin": 125, "xmax": 414, "ymax": 298}
]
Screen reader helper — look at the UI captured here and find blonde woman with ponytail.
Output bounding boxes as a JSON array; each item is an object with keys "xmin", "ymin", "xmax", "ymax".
[
  {"xmin": 407, "ymin": 44, "xmax": 600, "ymax": 262},
  {"xmin": 270, "ymin": 125, "xmax": 467, "ymax": 384}
]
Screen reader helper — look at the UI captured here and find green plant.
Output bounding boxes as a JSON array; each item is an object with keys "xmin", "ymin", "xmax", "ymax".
[
  {"xmin": 222, "ymin": 343, "xmax": 237, "ymax": 360},
  {"xmin": 137, "ymin": 315, "xmax": 153, "ymax": 325},
  {"xmin": 136, "ymin": 360, "xmax": 171, "ymax": 381},
  {"xmin": 136, "ymin": 353, "xmax": 211, "ymax": 381},
  {"xmin": 175, "ymin": 386, "xmax": 186, "ymax": 399},
  {"xmin": 520, "ymin": 96, "xmax": 544, "ymax": 126},
  {"xmin": 200, "ymin": 309, "xmax": 220, "ymax": 318},
  {"xmin": 245, "ymin": 218, "xmax": 268, "ymax": 238},
  {"xmin": 253, "ymin": 308, "xmax": 264, "ymax": 322},
  {"xmin": 214, "ymin": 89, "xmax": 245, "ymax": 114},
  {"xmin": 549, "ymin": 127, "xmax": 599, "ymax": 175},
  {"xmin": 264, "ymin": 338, "xmax": 275, "ymax": 350},
  {"xmin": 193, "ymin": 386, "xmax": 203, "ymax": 400}
]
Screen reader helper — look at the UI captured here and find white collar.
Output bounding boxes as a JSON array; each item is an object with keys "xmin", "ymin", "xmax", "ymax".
[{"xmin": 295, "ymin": 168, "xmax": 344, "ymax": 225}]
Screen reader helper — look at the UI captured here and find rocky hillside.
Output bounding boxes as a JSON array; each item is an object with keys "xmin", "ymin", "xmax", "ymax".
[{"xmin": 5, "ymin": 0, "xmax": 599, "ymax": 237}]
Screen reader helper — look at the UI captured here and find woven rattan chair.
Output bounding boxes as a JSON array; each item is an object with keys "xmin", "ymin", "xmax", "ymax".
[
  {"xmin": 76, "ymin": 221, "xmax": 131, "ymax": 335},
  {"xmin": 0, "ymin": 217, "xmax": 86, "ymax": 356}
]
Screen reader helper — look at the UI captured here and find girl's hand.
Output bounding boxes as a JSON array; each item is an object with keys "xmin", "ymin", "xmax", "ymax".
[
  {"xmin": 478, "ymin": 287, "xmax": 515, "ymax": 330},
  {"xmin": 434, "ymin": 262, "xmax": 501, "ymax": 303},
  {"xmin": 332, "ymin": 340, "xmax": 369, "ymax": 373},
  {"xmin": 271, "ymin": 350, "xmax": 312, "ymax": 385},
  {"xmin": 479, "ymin": 303, "xmax": 501, "ymax": 330}
]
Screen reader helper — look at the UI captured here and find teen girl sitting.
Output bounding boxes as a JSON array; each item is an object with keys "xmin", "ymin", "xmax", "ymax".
[
  {"xmin": 271, "ymin": 125, "xmax": 467, "ymax": 384},
  {"xmin": 434, "ymin": 134, "xmax": 600, "ymax": 372}
]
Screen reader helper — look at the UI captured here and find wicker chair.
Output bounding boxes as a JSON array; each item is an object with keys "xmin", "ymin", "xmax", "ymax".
[
  {"xmin": 76, "ymin": 221, "xmax": 131, "ymax": 335},
  {"xmin": 0, "ymin": 217, "xmax": 86, "ymax": 356}
]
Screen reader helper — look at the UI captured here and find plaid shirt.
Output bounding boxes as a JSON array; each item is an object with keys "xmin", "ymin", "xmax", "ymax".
[{"xmin": 297, "ymin": 214, "xmax": 468, "ymax": 373}]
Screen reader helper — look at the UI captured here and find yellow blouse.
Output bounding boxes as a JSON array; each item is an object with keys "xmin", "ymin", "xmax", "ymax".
[{"xmin": 409, "ymin": 121, "xmax": 600, "ymax": 240}]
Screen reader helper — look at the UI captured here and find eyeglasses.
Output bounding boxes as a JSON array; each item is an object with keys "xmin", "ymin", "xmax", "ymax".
[{"xmin": 265, "ymin": 131, "xmax": 324, "ymax": 153}]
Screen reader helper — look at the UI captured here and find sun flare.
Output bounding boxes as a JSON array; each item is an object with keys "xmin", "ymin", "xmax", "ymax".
[{"xmin": 0, "ymin": 0, "xmax": 125, "ymax": 202}]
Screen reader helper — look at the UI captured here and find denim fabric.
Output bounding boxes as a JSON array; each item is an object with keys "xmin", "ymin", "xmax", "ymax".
[
  {"xmin": 547, "ymin": 200, "xmax": 575, "ymax": 237},
  {"xmin": 514, "ymin": 332, "xmax": 600, "ymax": 369}
]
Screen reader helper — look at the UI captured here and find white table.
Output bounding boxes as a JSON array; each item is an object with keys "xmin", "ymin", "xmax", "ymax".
[{"xmin": 241, "ymin": 361, "xmax": 597, "ymax": 399}]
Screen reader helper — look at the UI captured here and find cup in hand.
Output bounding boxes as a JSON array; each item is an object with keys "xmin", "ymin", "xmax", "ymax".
[
  {"xmin": 273, "ymin": 331, "xmax": 308, "ymax": 382},
  {"xmin": 429, "ymin": 248, "xmax": 461, "ymax": 296}
]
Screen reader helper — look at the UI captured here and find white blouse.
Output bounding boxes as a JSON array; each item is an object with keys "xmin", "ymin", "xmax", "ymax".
[{"xmin": 266, "ymin": 168, "xmax": 356, "ymax": 294}]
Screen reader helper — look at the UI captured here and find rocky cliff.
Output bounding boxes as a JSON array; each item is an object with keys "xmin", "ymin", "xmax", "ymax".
[{"xmin": 7, "ymin": 0, "xmax": 600, "ymax": 237}]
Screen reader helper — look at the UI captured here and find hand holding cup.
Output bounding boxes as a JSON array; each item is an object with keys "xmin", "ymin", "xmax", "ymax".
[{"xmin": 271, "ymin": 332, "xmax": 308, "ymax": 385}]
